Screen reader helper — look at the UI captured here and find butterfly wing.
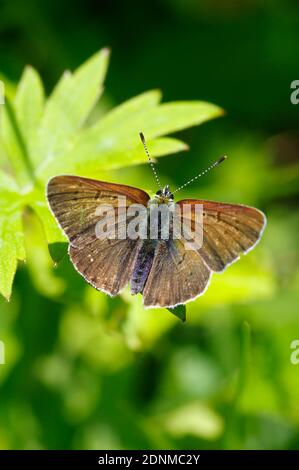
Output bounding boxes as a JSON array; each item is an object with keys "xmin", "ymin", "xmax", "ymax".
[
  {"xmin": 142, "ymin": 199, "xmax": 266, "ymax": 308},
  {"xmin": 47, "ymin": 175, "xmax": 150, "ymax": 296},
  {"xmin": 142, "ymin": 238, "xmax": 211, "ymax": 308},
  {"xmin": 178, "ymin": 199, "xmax": 266, "ymax": 272},
  {"xmin": 69, "ymin": 238, "xmax": 142, "ymax": 296}
]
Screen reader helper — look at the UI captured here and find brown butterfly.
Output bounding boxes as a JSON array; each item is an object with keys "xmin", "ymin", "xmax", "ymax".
[{"xmin": 47, "ymin": 133, "xmax": 266, "ymax": 309}]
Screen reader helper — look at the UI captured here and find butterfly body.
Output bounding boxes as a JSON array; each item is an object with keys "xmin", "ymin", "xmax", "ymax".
[
  {"xmin": 129, "ymin": 189, "xmax": 175, "ymax": 295},
  {"xmin": 131, "ymin": 238, "xmax": 157, "ymax": 295}
]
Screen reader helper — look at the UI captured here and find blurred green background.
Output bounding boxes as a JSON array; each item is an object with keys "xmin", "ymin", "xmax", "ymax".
[{"xmin": 1, "ymin": 0, "xmax": 299, "ymax": 450}]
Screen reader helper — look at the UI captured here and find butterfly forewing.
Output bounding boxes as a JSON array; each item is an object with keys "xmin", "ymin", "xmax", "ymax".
[
  {"xmin": 47, "ymin": 176, "xmax": 149, "ymax": 246},
  {"xmin": 178, "ymin": 199, "xmax": 266, "ymax": 272},
  {"xmin": 47, "ymin": 175, "xmax": 150, "ymax": 296}
]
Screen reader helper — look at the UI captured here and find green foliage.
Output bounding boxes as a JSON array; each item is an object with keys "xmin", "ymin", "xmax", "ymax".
[
  {"xmin": 0, "ymin": 49, "xmax": 223, "ymax": 301},
  {"xmin": 167, "ymin": 305, "xmax": 186, "ymax": 322}
]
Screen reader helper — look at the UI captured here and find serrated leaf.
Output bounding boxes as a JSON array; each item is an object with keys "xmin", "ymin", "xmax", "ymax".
[
  {"xmin": 1, "ymin": 98, "xmax": 33, "ymax": 189},
  {"xmin": 39, "ymin": 98, "xmax": 223, "ymax": 178},
  {"xmin": 30, "ymin": 193, "xmax": 66, "ymax": 244},
  {"xmin": 0, "ymin": 73, "xmax": 16, "ymax": 101},
  {"xmin": 0, "ymin": 169, "xmax": 19, "ymax": 194},
  {"xmin": 37, "ymin": 89, "xmax": 162, "ymax": 178},
  {"xmin": 167, "ymin": 305, "xmax": 186, "ymax": 322},
  {"xmin": 30, "ymin": 190, "xmax": 67, "ymax": 262},
  {"xmin": 85, "ymin": 99, "xmax": 222, "ymax": 148},
  {"xmin": 0, "ymin": 198, "xmax": 25, "ymax": 300},
  {"xmin": 0, "ymin": 235, "xmax": 17, "ymax": 301},
  {"xmin": 142, "ymin": 101, "xmax": 224, "ymax": 137},
  {"xmin": 41, "ymin": 136, "xmax": 188, "ymax": 178},
  {"xmin": 0, "ymin": 137, "xmax": 7, "ymax": 165},
  {"xmin": 23, "ymin": 210, "xmax": 66, "ymax": 297},
  {"xmin": 87, "ymin": 100, "xmax": 223, "ymax": 148},
  {"xmin": 96, "ymin": 89, "xmax": 162, "ymax": 128},
  {"xmin": 33, "ymin": 48, "xmax": 110, "ymax": 171},
  {"xmin": 15, "ymin": 66, "xmax": 45, "ymax": 147}
]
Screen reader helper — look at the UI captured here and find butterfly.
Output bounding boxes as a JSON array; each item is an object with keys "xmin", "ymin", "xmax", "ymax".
[{"xmin": 47, "ymin": 133, "xmax": 266, "ymax": 309}]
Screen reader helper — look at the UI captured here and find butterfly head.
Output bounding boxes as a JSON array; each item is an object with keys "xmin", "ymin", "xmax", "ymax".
[
  {"xmin": 140, "ymin": 130, "xmax": 227, "ymax": 203},
  {"xmin": 155, "ymin": 185, "xmax": 174, "ymax": 204}
]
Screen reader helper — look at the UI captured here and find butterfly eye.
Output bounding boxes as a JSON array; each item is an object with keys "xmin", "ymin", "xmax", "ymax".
[
  {"xmin": 156, "ymin": 190, "xmax": 162, "ymax": 196},
  {"xmin": 169, "ymin": 194, "xmax": 174, "ymax": 200}
]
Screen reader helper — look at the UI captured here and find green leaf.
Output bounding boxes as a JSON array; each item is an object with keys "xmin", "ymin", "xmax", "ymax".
[
  {"xmin": 155, "ymin": 400, "xmax": 224, "ymax": 440},
  {"xmin": 142, "ymin": 101, "xmax": 224, "ymax": 137},
  {"xmin": 23, "ymin": 210, "xmax": 66, "ymax": 297},
  {"xmin": 50, "ymin": 99, "xmax": 223, "ymax": 178},
  {"xmin": 37, "ymin": 89, "xmax": 163, "ymax": 178},
  {"xmin": 0, "ymin": 73, "xmax": 16, "ymax": 101},
  {"xmin": 167, "ymin": 305, "xmax": 186, "ymax": 322},
  {"xmin": 30, "ymin": 190, "xmax": 66, "ymax": 245},
  {"xmin": 0, "ymin": 196, "xmax": 25, "ymax": 300},
  {"xmin": 33, "ymin": 48, "xmax": 110, "ymax": 172},
  {"xmin": 41, "ymin": 136, "xmax": 189, "ymax": 177},
  {"xmin": 1, "ymin": 98, "xmax": 34, "ymax": 189},
  {"xmin": 96, "ymin": 89, "xmax": 162, "ymax": 127},
  {"xmin": 15, "ymin": 66, "xmax": 45, "ymax": 148},
  {"xmin": 155, "ymin": 402, "xmax": 224, "ymax": 440},
  {"xmin": 0, "ymin": 235, "xmax": 17, "ymax": 301},
  {"xmin": 30, "ymin": 189, "xmax": 67, "ymax": 262},
  {"xmin": 0, "ymin": 169, "xmax": 19, "ymax": 194}
]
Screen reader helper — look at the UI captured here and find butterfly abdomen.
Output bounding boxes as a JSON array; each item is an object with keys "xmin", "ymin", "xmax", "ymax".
[{"xmin": 131, "ymin": 240, "xmax": 157, "ymax": 295}]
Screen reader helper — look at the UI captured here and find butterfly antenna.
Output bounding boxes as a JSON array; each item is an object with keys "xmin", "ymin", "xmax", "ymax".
[
  {"xmin": 171, "ymin": 155, "xmax": 227, "ymax": 195},
  {"xmin": 139, "ymin": 132, "xmax": 163, "ymax": 190}
]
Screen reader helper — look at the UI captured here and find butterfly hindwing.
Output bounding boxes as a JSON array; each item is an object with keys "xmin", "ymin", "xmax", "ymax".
[
  {"xmin": 69, "ymin": 238, "xmax": 142, "ymax": 296},
  {"xmin": 142, "ymin": 238, "xmax": 211, "ymax": 308}
]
